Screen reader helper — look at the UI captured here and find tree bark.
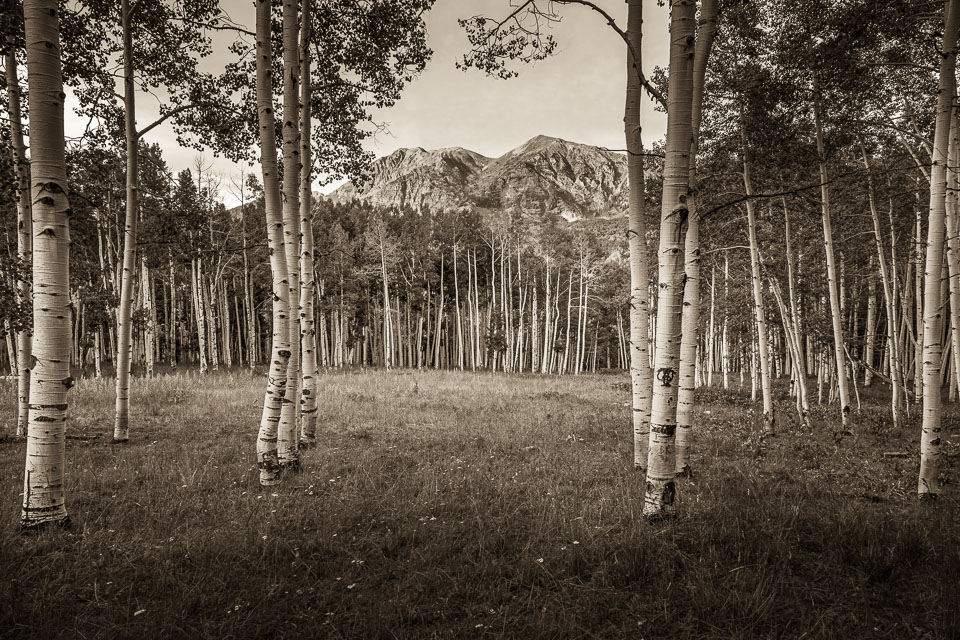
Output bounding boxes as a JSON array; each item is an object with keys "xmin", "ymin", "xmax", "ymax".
[
  {"xmin": 255, "ymin": 0, "xmax": 291, "ymax": 486},
  {"xmin": 113, "ymin": 0, "xmax": 139, "ymax": 442},
  {"xmin": 919, "ymin": 0, "xmax": 959, "ymax": 498},
  {"xmin": 20, "ymin": 0, "xmax": 72, "ymax": 529},
  {"xmin": 643, "ymin": 0, "xmax": 695, "ymax": 518}
]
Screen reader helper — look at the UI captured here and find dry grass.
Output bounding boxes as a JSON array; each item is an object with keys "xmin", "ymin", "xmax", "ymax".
[{"xmin": 0, "ymin": 369, "xmax": 958, "ymax": 638}]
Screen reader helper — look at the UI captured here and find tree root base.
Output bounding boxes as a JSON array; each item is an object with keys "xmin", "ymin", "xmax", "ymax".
[{"xmin": 111, "ymin": 438, "xmax": 129, "ymax": 445}]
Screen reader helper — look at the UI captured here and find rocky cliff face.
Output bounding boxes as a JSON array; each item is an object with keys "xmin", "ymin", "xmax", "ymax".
[{"xmin": 329, "ymin": 135, "xmax": 629, "ymax": 221}]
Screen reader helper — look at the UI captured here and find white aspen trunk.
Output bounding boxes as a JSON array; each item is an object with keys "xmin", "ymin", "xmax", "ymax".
[
  {"xmin": 193, "ymin": 258, "xmax": 208, "ymax": 374},
  {"xmin": 722, "ymin": 253, "xmax": 730, "ymax": 389},
  {"xmin": 113, "ymin": 0, "xmax": 138, "ymax": 442},
  {"xmin": 562, "ymin": 270, "xmax": 573, "ymax": 374},
  {"xmin": 380, "ymin": 234, "xmax": 393, "ymax": 369},
  {"xmin": 454, "ymin": 243, "xmax": 464, "ymax": 370},
  {"xmin": 707, "ymin": 266, "xmax": 716, "ymax": 387},
  {"xmin": 783, "ymin": 203, "xmax": 810, "ymax": 427},
  {"xmin": 299, "ymin": 0, "xmax": 319, "ymax": 450},
  {"xmin": 865, "ymin": 261, "xmax": 877, "ymax": 387},
  {"xmin": 915, "ymin": 211, "xmax": 924, "ymax": 401},
  {"xmin": 643, "ymin": 0, "xmax": 695, "ymax": 518},
  {"xmin": 575, "ymin": 258, "xmax": 584, "ymax": 374},
  {"xmin": 919, "ymin": 0, "xmax": 958, "ymax": 498},
  {"xmin": 625, "ymin": 0, "xmax": 653, "ymax": 466},
  {"xmin": 255, "ymin": 0, "xmax": 291, "ymax": 486},
  {"xmin": 276, "ymin": 0, "xmax": 302, "ymax": 472},
  {"xmin": 169, "ymin": 252, "xmax": 177, "ymax": 369},
  {"xmin": 674, "ymin": 0, "xmax": 717, "ymax": 475},
  {"xmin": 467, "ymin": 248, "xmax": 475, "ymax": 370},
  {"xmin": 742, "ymin": 122, "xmax": 774, "ymax": 437},
  {"xmin": 141, "ymin": 256, "xmax": 154, "ymax": 378},
  {"xmin": 863, "ymin": 143, "xmax": 904, "ymax": 429},
  {"xmin": 542, "ymin": 258, "xmax": 552, "ymax": 374},
  {"xmin": 946, "ymin": 111, "xmax": 960, "ymax": 403},
  {"xmin": 813, "ymin": 75, "xmax": 852, "ymax": 431},
  {"xmin": 20, "ymin": 0, "xmax": 72, "ymax": 528},
  {"xmin": 5, "ymin": 35, "xmax": 33, "ymax": 437}
]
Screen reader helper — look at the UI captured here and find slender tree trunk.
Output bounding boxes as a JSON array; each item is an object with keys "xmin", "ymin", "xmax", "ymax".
[
  {"xmin": 20, "ymin": 0, "xmax": 72, "ymax": 528},
  {"xmin": 5, "ymin": 26, "xmax": 33, "ymax": 438},
  {"xmin": 643, "ymin": 0, "xmax": 695, "ymax": 518},
  {"xmin": 275, "ymin": 0, "xmax": 303, "ymax": 471},
  {"xmin": 255, "ymin": 0, "xmax": 290, "ymax": 486},
  {"xmin": 298, "ymin": 0, "xmax": 319, "ymax": 449},
  {"xmin": 141, "ymin": 256, "xmax": 154, "ymax": 378},
  {"xmin": 625, "ymin": 0, "xmax": 653, "ymax": 466},
  {"xmin": 675, "ymin": 0, "xmax": 717, "ymax": 474},
  {"xmin": 813, "ymin": 74, "xmax": 852, "ymax": 432},
  {"xmin": 919, "ymin": 0, "xmax": 959, "ymax": 498},
  {"xmin": 742, "ymin": 117, "xmax": 774, "ymax": 437},
  {"xmin": 113, "ymin": 0, "xmax": 139, "ymax": 442}
]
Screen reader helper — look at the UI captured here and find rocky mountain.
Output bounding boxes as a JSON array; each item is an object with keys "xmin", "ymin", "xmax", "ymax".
[{"xmin": 329, "ymin": 135, "xmax": 630, "ymax": 221}]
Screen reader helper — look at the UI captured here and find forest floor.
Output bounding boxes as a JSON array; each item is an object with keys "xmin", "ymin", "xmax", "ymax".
[{"xmin": 0, "ymin": 369, "xmax": 958, "ymax": 639}]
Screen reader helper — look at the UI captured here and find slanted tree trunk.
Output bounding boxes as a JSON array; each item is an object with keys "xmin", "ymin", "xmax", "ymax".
[
  {"xmin": 255, "ymin": 0, "xmax": 291, "ymax": 486},
  {"xmin": 643, "ymin": 0, "xmax": 695, "ymax": 518},
  {"xmin": 20, "ymin": 0, "xmax": 72, "ymax": 529},
  {"xmin": 298, "ymin": 0, "xmax": 319, "ymax": 450},
  {"xmin": 812, "ymin": 74, "xmax": 852, "ymax": 432},
  {"xmin": 919, "ymin": 0, "xmax": 959, "ymax": 498},
  {"xmin": 741, "ymin": 117, "xmax": 774, "ymax": 437}
]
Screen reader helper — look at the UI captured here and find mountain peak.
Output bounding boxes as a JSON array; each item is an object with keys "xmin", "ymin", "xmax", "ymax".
[{"xmin": 330, "ymin": 136, "xmax": 628, "ymax": 220}]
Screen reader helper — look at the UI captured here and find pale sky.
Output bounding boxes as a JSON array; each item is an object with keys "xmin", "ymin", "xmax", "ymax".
[{"xmin": 62, "ymin": 0, "xmax": 670, "ymax": 206}]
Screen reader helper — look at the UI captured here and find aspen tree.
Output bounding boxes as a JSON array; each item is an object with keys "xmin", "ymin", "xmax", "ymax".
[
  {"xmin": 643, "ymin": 0, "xmax": 696, "ymax": 518},
  {"xmin": 255, "ymin": 0, "xmax": 291, "ymax": 486},
  {"xmin": 945, "ymin": 111, "xmax": 960, "ymax": 402},
  {"xmin": 741, "ymin": 123, "xmax": 774, "ymax": 437},
  {"xmin": 113, "ymin": 0, "xmax": 139, "ymax": 443},
  {"xmin": 299, "ymin": 0, "xmax": 319, "ymax": 450},
  {"xmin": 919, "ymin": 0, "xmax": 959, "ymax": 498},
  {"xmin": 625, "ymin": 0, "xmax": 652, "ymax": 468},
  {"xmin": 812, "ymin": 74, "xmax": 852, "ymax": 432},
  {"xmin": 675, "ymin": 0, "xmax": 718, "ymax": 475},
  {"xmin": 20, "ymin": 0, "xmax": 72, "ymax": 529},
  {"xmin": 5, "ymin": 23, "xmax": 32, "ymax": 437},
  {"xmin": 277, "ymin": 0, "xmax": 302, "ymax": 472}
]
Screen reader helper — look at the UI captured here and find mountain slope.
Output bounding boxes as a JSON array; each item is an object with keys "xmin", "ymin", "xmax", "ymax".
[{"xmin": 329, "ymin": 136, "xmax": 629, "ymax": 221}]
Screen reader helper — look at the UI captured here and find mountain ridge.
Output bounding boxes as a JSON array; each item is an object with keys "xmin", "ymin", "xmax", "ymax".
[{"xmin": 329, "ymin": 135, "xmax": 630, "ymax": 221}]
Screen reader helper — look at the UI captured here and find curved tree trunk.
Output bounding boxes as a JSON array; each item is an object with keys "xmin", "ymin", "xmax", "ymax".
[
  {"xmin": 299, "ymin": 0, "xmax": 319, "ymax": 450},
  {"xmin": 21, "ymin": 0, "xmax": 72, "ymax": 529},
  {"xmin": 919, "ymin": 0, "xmax": 959, "ymax": 498},
  {"xmin": 255, "ymin": 0, "xmax": 291, "ymax": 486},
  {"xmin": 643, "ymin": 0, "xmax": 695, "ymax": 518}
]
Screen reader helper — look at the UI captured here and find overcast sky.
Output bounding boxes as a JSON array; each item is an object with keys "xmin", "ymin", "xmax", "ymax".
[{"xmin": 63, "ymin": 0, "xmax": 670, "ymax": 206}]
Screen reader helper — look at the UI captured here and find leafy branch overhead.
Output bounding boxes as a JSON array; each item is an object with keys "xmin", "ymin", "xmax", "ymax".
[{"xmin": 457, "ymin": 0, "xmax": 666, "ymax": 109}]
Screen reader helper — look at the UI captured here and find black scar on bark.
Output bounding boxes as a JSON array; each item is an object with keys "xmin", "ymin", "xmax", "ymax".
[{"xmin": 20, "ymin": 515, "xmax": 72, "ymax": 534}]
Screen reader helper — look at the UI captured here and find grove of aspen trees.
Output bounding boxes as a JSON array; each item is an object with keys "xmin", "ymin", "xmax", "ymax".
[{"xmin": 1, "ymin": 3, "xmax": 960, "ymax": 631}]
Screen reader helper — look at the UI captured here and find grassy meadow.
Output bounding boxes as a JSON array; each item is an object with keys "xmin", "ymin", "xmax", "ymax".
[{"xmin": 0, "ymin": 369, "xmax": 958, "ymax": 638}]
